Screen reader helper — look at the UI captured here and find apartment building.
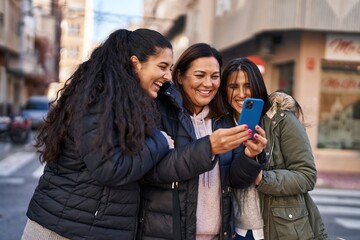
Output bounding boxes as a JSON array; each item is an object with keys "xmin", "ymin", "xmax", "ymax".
[
  {"xmin": 57, "ymin": 0, "xmax": 93, "ymax": 88},
  {"xmin": 143, "ymin": 0, "xmax": 360, "ymax": 173},
  {"xmin": 0, "ymin": 0, "xmax": 61, "ymax": 115}
]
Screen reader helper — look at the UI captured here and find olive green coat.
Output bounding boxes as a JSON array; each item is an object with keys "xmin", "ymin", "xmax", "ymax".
[{"xmin": 255, "ymin": 92, "xmax": 328, "ymax": 240}]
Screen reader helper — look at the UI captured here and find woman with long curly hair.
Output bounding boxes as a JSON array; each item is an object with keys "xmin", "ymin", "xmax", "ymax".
[{"xmin": 22, "ymin": 28, "xmax": 174, "ymax": 240}]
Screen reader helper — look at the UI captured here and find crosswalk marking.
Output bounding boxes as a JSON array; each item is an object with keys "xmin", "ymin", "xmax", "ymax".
[
  {"xmin": 311, "ymin": 195, "xmax": 360, "ymax": 206},
  {"xmin": 0, "ymin": 177, "xmax": 25, "ymax": 184},
  {"xmin": 312, "ymin": 187, "xmax": 360, "ymax": 231},
  {"xmin": 335, "ymin": 218, "xmax": 360, "ymax": 230},
  {"xmin": 317, "ymin": 205, "xmax": 360, "ymax": 216},
  {"xmin": 0, "ymin": 152, "xmax": 36, "ymax": 176},
  {"xmin": 32, "ymin": 165, "xmax": 45, "ymax": 178},
  {"xmin": 312, "ymin": 188, "xmax": 360, "ymax": 197}
]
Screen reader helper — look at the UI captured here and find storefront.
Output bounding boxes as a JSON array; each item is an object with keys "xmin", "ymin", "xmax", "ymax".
[
  {"xmin": 318, "ymin": 34, "xmax": 360, "ymax": 151},
  {"xmin": 220, "ymin": 31, "xmax": 360, "ymax": 172}
]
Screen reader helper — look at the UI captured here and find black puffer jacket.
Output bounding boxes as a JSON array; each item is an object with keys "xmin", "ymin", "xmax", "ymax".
[
  {"xmin": 137, "ymin": 82, "xmax": 255, "ymax": 240},
  {"xmin": 26, "ymin": 100, "xmax": 169, "ymax": 240}
]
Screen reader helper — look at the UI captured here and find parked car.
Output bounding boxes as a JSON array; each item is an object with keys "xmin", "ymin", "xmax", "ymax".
[
  {"xmin": 0, "ymin": 115, "xmax": 32, "ymax": 143},
  {"xmin": 20, "ymin": 95, "xmax": 50, "ymax": 129}
]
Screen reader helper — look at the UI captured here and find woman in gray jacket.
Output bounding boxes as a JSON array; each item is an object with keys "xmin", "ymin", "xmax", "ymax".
[{"xmin": 220, "ymin": 57, "xmax": 328, "ymax": 240}]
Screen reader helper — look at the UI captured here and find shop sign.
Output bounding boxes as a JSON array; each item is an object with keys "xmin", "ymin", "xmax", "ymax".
[
  {"xmin": 325, "ymin": 34, "xmax": 360, "ymax": 62},
  {"xmin": 321, "ymin": 72, "xmax": 360, "ymax": 92}
]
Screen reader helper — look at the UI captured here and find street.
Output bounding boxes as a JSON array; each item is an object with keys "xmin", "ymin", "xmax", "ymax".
[
  {"xmin": 310, "ymin": 189, "xmax": 360, "ymax": 239},
  {"xmin": 0, "ymin": 140, "xmax": 43, "ymax": 240},
  {"xmin": 0, "ymin": 140, "xmax": 360, "ymax": 240}
]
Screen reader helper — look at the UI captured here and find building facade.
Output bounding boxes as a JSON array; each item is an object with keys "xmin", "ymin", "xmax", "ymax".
[
  {"xmin": 58, "ymin": 0, "xmax": 93, "ymax": 82},
  {"xmin": 0, "ymin": 0, "xmax": 61, "ymax": 116},
  {"xmin": 143, "ymin": 0, "xmax": 360, "ymax": 173}
]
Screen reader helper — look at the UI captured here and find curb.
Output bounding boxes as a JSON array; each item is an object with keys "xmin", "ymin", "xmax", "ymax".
[{"xmin": 317, "ymin": 171, "xmax": 360, "ymax": 190}]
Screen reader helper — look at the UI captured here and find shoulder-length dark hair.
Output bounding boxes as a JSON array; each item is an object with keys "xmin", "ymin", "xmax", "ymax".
[
  {"xmin": 36, "ymin": 28, "xmax": 172, "ymax": 163},
  {"xmin": 172, "ymin": 43, "xmax": 226, "ymax": 118},
  {"xmin": 220, "ymin": 57, "xmax": 270, "ymax": 115}
]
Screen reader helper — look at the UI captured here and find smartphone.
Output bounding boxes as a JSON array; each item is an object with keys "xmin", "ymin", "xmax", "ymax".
[{"xmin": 237, "ymin": 98, "xmax": 264, "ymax": 139}]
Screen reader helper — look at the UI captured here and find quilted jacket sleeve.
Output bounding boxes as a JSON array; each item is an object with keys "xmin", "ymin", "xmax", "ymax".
[
  {"xmin": 78, "ymin": 111, "xmax": 170, "ymax": 187},
  {"xmin": 256, "ymin": 112, "xmax": 317, "ymax": 196},
  {"xmin": 144, "ymin": 136, "xmax": 216, "ymax": 183},
  {"xmin": 229, "ymin": 144, "xmax": 267, "ymax": 188}
]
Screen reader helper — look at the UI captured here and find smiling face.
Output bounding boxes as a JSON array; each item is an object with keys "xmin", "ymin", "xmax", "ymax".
[
  {"xmin": 226, "ymin": 70, "xmax": 252, "ymax": 120},
  {"xmin": 132, "ymin": 48, "xmax": 173, "ymax": 98},
  {"xmin": 178, "ymin": 57, "xmax": 220, "ymax": 114}
]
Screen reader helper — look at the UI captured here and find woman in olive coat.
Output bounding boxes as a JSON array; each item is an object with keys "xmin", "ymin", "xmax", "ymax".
[{"xmin": 221, "ymin": 57, "xmax": 328, "ymax": 240}]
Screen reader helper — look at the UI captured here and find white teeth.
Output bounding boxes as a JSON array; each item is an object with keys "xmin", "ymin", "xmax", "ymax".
[
  {"xmin": 198, "ymin": 90, "xmax": 211, "ymax": 94},
  {"xmin": 154, "ymin": 82, "xmax": 163, "ymax": 87}
]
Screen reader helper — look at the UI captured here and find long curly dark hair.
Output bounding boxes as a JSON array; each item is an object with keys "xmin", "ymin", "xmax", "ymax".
[{"xmin": 36, "ymin": 28, "xmax": 172, "ymax": 163}]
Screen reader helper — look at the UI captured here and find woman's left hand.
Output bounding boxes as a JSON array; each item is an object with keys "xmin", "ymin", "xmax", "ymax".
[{"xmin": 244, "ymin": 125, "xmax": 267, "ymax": 158}]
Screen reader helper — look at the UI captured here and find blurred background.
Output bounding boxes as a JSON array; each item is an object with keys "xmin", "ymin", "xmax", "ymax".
[
  {"xmin": 1, "ymin": 0, "xmax": 359, "ymax": 173},
  {"xmin": 0, "ymin": 0, "xmax": 360, "ymax": 239}
]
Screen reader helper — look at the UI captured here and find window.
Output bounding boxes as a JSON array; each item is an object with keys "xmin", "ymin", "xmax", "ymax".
[
  {"xmin": 354, "ymin": 101, "xmax": 360, "ymax": 119},
  {"xmin": 318, "ymin": 61, "xmax": 360, "ymax": 150},
  {"xmin": 0, "ymin": 12, "xmax": 4, "ymax": 26},
  {"xmin": 277, "ymin": 62, "xmax": 294, "ymax": 96},
  {"xmin": 62, "ymin": 46, "xmax": 79, "ymax": 59},
  {"xmin": 68, "ymin": 23, "xmax": 80, "ymax": 35}
]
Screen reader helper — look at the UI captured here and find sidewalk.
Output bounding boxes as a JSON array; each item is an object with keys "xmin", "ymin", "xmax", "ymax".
[{"xmin": 316, "ymin": 171, "xmax": 360, "ymax": 190}]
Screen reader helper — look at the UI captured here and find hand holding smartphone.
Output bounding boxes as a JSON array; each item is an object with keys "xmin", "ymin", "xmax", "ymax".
[{"xmin": 237, "ymin": 98, "xmax": 264, "ymax": 139}]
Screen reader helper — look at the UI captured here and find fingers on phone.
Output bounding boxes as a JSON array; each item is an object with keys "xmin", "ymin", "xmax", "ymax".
[{"xmin": 255, "ymin": 125, "xmax": 266, "ymax": 136}]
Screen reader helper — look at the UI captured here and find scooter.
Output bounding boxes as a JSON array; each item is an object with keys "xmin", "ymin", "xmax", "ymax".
[{"xmin": 0, "ymin": 116, "xmax": 32, "ymax": 144}]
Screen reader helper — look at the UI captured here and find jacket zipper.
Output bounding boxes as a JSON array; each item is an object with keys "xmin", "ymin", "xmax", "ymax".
[
  {"xmin": 265, "ymin": 118, "xmax": 276, "ymax": 240},
  {"xmin": 219, "ymin": 163, "xmax": 225, "ymax": 240},
  {"xmin": 94, "ymin": 200, "xmax": 101, "ymax": 217},
  {"xmin": 266, "ymin": 195, "xmax": 272, "ymax": 240},
  {"xmin": 94, "ymin": 187, "xmax": 109, "ymax": 217},
  {"xmin": 212, "ymin": 116, "xmax": 232, "ymax": 240},
  {"xmin": 263, "ymin": 112, "xmax": 285, "ymax": 240}
]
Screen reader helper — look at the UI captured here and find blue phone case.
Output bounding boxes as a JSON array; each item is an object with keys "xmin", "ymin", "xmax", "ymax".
[{"xmin": 237, "ymin": 98, "xmax": 264, "ymax": 139}]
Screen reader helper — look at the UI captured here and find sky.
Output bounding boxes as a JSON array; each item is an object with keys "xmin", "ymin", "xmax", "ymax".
[{"xmin": 92, "ymin": 0, "xmax": 143, "ymax": 42}]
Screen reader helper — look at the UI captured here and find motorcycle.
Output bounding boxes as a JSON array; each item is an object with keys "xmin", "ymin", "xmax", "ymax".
[{"xmin": 0, "ymin": 115, "xmax": 32, "ymax": 144}]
